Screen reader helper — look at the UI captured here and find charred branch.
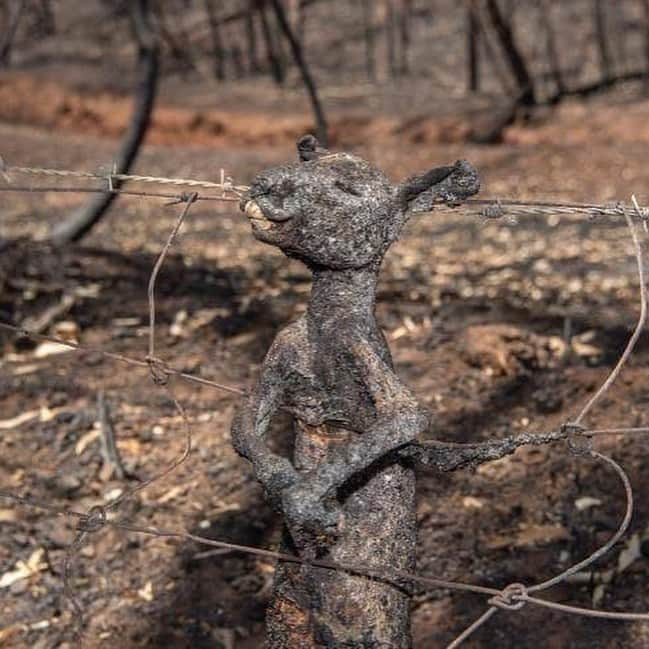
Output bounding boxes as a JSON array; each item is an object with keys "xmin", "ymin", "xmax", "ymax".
[
  {"xmin": 49, "ymin": 0, "xmax": 159, "ymax": 245},
  {"xmin": 484, "ymin": 0, "xmax": 536, "ymax": 105},
  {"xmin": 270, "ymin": 0, "xmax": 328, "ymax": 145},
  {"xmin": 0, "ymin": 0, "xmax": 26, "ymax": 66}
]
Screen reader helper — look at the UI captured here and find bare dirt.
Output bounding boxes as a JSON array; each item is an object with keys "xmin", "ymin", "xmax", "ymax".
[{"xmin": 2, "ymin": 75, "xmax": 649, "ymax": 649}]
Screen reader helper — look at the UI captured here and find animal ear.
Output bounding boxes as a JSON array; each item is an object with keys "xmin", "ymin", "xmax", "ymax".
[
  {"xmin": 296, "ymin": 134, "xmax": 329, "ymax": 162},
  {"xmin": 395, "ymin": 160, "xmax": 480, "ymax": 213}
]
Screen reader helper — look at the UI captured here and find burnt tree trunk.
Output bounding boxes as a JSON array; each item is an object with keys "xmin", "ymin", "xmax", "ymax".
[
  {"xmin": 49, "ymin": 0, "xmax": 159, "ymax": 245},
  {"xmin": 41, "ymin": 0, "xmax": 56, "ymax": 33},
  {"xmin": 643, "ymin": 0, "xmax": 649, "ymax": 76},
  {"xmin": 246, "ymin": 0, "xmax": 260, "ymax": 74},
  {"xmin": 398, "ymin": 0, "xmax": 411, "ymax": 75},
  {"xmin": 485, "ymin": 0, "xmax": 536, "ymax": 105},
  {"xmin": 287, "ymin": 0, "xmax": 301, "ymax": 41},
  {"xmin": 258, "ymin": 0, "xmax": 286, "ymax": 84},
  {"xmin": 474, "ymin": 4, "xmax": 514, "ymax": 96},
  {"xmin": 386, "ymin": 0, "xmax": 398, "ymax": 77},
  {"xmin": 593, "ymin": 0, "xmax": 612, "ymax": 81},
  {"xmin": 0, "ymin": 0, "xmax": 26, "ymax": 66},
  {"xmin": 270, "ymin": 0, "xmax": 328, "ymax": 146},
  {"xmin": 361, "ymin": 0, "xmax": 376, "ymax": 80},
  {"xmin": 609, "ymin": 1, "xmax": 628, "ymax": 73},
  {"xmin": 204, "ymin": 0, "xmax": 226, "ymax": 79},
  {"xmin": 33, "ymin": 0, "xmax": 56, "ymax": 37},
  {"xmin": 155, "ymin": 2, "xmax": 196, "ymax": 74},
  {"xmin": 539, "ymin": 0, "xmax": 565, "ymax": 100},
  {"xmin": 466, "ymin": 0, "xmax": 480, "ymax": 92},
  {"xmin": 232, "ymin": 41, "xmax": 245, "ymax": 78}
]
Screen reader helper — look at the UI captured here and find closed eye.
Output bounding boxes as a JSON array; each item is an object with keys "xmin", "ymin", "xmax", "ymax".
[
  {"xmin": 278, "ymin": 179, "xmax": 296, "ymax": 197},
  {"xmin": 334, "ymin": 180, "xmax": 361, "ymax": 197}
]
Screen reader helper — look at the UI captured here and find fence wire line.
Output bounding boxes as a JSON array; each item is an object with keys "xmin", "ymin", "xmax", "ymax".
[
  {"xmin": 572, "ymin": 199, "xmax": 647, "ymax": 426},
  {"xmin": 1, "ymin": 449, "xmax": 645, "ymax": 621},
  {"xmin": 0, "ymin": 320, "xmax": 246, "ymax": 396},
  {"xmin": 0, "ymin": 180, "xmax": 648, "ymax": 646},
  {"xmin": 0, "ymin": 160, "xmax": 247, "ymax": 195},
  {"xmin": 2, "ymin": 158, "xmax": 649, "ymax": 220}
]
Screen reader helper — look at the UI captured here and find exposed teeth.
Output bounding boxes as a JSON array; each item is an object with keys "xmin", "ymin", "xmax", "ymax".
[{"xmin": 244, "ymin": 200, "xmax": 272, "ymax": 230}]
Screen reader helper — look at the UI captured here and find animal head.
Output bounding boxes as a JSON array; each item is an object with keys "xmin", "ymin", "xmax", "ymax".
[{"xmin": 241, "ymin": 135, "xmax": 479, "ymax": 270}]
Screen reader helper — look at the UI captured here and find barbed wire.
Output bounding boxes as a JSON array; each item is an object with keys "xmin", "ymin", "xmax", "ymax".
[
  {"xmin": 0, "ymin": 184, "xmax": 240, "ymax": 202},
  {"xmin": 0, "ymin": 321, "xmax": 246, "ymax": 395},
  {"xmin": 1, "ymin": 167, "xmax": 649, "ymax": 647},
  {"xmin": 2, "ymin": 159, "xmax": 649, "ymax": 222},
  {"xmin": 464, "ymin": 196, "xmax": 649, "ymax": 222},
  {"xmin": 572, "ymin": 200, "xmax": 647, "ymax": 427},
  {"xmin": 0, "ymin": 159, "xmax": 247, "ymax": 196}
]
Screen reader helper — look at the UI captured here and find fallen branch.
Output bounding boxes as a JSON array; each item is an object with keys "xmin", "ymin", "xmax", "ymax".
[{"xmin": 97, "ymin": 391, "xmax": 128, "ymax": 481}]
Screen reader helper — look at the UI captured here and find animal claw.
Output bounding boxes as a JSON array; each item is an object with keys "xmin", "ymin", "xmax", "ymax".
[{"xmin": 282, "ymin": 483, "xmax": 340, "ymax": 542}]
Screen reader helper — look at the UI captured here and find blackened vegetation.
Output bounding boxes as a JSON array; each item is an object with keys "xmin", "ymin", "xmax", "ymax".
[{"xmin": 231, "ymin": 136, "xmax": 479, "ymax": 647}]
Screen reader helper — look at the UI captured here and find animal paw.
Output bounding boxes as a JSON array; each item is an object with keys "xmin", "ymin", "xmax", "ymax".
[
  {"xmin": 282, "ymin": 483, "xmax": 340, "ymax": 541},
  {"xmin": 256, "ymin": 456, "xmax": 299, "ymax": 511}
]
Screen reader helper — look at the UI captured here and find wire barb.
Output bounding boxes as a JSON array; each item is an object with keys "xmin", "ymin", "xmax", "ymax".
[{"xmin": 76, "ymin": 505, "xmax": 108, "ymax": 533}]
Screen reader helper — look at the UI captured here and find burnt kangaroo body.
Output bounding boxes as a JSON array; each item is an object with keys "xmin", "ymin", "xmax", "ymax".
[{"xmin": 231, "ymin": 137, "xmax": 480, "ymax": 647}]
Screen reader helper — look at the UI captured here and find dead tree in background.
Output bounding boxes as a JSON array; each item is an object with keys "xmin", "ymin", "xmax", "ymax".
[
  {"xmin": 593, "ymin": 0, "xmax": 612, "ymax": 82},
  {"xmin": 258, "ymin": 0, "xmax": 286, "ymax": 84},
  {"xmin": 536, "ymin": 1, "xmax": 649, "ymax": 104},
  {"xmin": 485, "ymin": 0, "xmax": 536, "ymax": 105},
  {"xmin": 386, "ymin": 0, "xmax": 397, "ymax": 77},
  {"xmin": 0, "ymin": 0, "xmax": 26, "ymax": 66},
  {"xmin": 245, "ymin": 0, "xmax": 260, "ymax": 74},
  {"xmin": 466, "ymin": 0, "xmax": 480, "ymax": 92},
  {"xmin": 643, "ymin": 0, "xmax": 649, "ymax": 76},
  {"xmin": 231, "ymin": 40, "xmax": 245, "ymax": 78},
  {"xmin": 155, "ymin": 2, "xmax": 197, "ymax": 75},
  {"xmin": 468, "ymin": 2, "xmax": 529, "ymax": 143},
  {"xmin": 28, "ymin": 0, "xmax": 56, "ymax": 37},
  {"xmin": 539, "ymin": 0, "xmax": 565, "ymax": 101},
  {"xmin": 38, "ymin": 0, "xmax": 55, "ymax": 34},
  {"xmin": 286, "ymin": 0, "xmax": 301, "ymax": 42},
  {"xmin": 398, "ymin": 0, "xmax": 411, "ymax": 75},
  {"xmin": 270, "ymin": 0, "xmax": 328, "ymax": 146},
  {"xmin": 361, "ymin": 0, "xmax": 376, "ymax": 80},
  {"xmin": 49, "ymin": 0, "xmax": 159, "ymax": 245},
  {"xmin": 610, "ymin": 2, "xmax": 629, "ymax": 72},
  {"xmin": 473, "ymin": 3, "xmax": 516, "ymax": 96},
  {"xmin": 205, "ymin": 0, "xmax": 226, "ymax": 79}
]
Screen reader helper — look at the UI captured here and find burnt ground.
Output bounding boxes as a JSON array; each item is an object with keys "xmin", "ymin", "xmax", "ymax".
[{"xmin": 2, "ymin": 80, "xmax": 649, "ymax": 649}]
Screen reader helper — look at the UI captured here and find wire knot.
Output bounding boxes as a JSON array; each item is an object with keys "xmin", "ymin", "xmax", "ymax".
[
  {"xmin": 146, "ymin": 355, "xmax": 170, "ymax": 386},
  {"xmin": 76, "ymin": 505, "xmax": 107, "ymax": 533},
  {"xmin": 480, "ymin": 200, "xmax": 505, "ymax": 220},
  {"xmin": 488, "ymin": 582, "xmax": 528, "ymax": 611},
  {"xmin": 166, "ymin": 191, "xmax": 198, "ymax": 206},
  {"xmin": 561, "ymin": 422, "xmax": 592, "ymax": 456}
]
